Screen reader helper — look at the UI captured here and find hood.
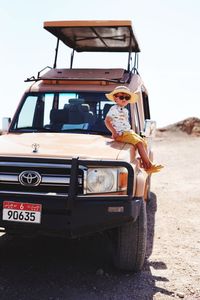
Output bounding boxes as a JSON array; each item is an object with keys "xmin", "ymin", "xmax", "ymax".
[{"xmin": 0, "ymin": 133, "xmax": 133, "ymax": 161}]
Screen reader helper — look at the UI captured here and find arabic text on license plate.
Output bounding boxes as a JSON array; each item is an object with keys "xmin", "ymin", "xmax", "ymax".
[{"xmin": 2, "ymin": 201, "xmax": 41, "ymax": 224}]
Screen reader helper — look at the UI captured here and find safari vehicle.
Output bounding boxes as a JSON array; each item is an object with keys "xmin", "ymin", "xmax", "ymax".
[{"xmin": 0, "ymin": 20, "xmax": 155, "ymax": 272}]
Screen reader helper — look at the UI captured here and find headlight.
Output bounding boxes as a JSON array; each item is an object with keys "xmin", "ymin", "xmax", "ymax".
[{"xmin": 84, "ymin": 167, "xmax": 128, "ymax": 194}]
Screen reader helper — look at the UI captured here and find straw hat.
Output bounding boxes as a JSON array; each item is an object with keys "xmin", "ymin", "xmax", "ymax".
[{"xmin": 105, "ymin": 86, "xmax": 138, "ymax": 103}]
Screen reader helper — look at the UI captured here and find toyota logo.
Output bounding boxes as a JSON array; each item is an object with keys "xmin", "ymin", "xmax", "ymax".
[{"xmin": 19, "ymin": 170, "xmax": 41, "ymax": 186}]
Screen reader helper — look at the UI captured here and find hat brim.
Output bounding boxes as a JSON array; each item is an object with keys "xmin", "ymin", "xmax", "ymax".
[{"xmin": 105, "ymin": 89, "xmax": 138, "ymax": 103}]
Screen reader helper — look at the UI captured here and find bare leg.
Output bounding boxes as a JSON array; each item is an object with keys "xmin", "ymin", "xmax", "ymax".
[{"xmin": 137, "ymin": 142, "xmax": 152, "ymax": 169}]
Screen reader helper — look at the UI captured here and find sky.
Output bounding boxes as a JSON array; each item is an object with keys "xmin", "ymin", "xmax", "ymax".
[{"xmin": 0, "ymin": 0, "xmax": 200, "ymax": 128}]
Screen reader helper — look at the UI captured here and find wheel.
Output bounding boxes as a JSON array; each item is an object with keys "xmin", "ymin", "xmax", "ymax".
[{"xmin": 112, "ymin": 200, "xmax": 147, "ymax": 272}]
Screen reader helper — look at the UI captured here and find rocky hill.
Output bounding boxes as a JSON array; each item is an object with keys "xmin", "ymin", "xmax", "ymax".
[{"xmin": 158, "ymin": 117, "xmax": 200, "ymax": 136}]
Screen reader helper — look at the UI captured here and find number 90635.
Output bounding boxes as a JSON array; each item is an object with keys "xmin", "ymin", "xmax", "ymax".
[{"xmin": 2, "ymin": 202, "xmax": 41, "ymax": 224}]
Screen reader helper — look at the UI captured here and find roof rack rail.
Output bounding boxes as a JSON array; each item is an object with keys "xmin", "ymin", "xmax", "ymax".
[
  {"xmin": 25, "ymin": 67, "xmax": 139, "ymax": 84},
  {"xmin": 25, "ymin": 66, "xmax": 52, "ymax": 82}
]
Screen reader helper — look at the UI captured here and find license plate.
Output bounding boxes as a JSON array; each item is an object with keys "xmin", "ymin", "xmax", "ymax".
[{"xmin": 2, "ymin": 201, "xmax": 42, "ymax": 224}]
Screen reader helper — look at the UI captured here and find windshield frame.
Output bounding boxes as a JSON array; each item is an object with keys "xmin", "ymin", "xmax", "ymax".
[{"xmin": 9, "ymin": 91, "xmax": 133, "ymax": 136}]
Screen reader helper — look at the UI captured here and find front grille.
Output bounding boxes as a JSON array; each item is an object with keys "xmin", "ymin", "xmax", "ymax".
[{"xmin": 0, "ymin": 160, "xmax": 84, "ymax": 195}]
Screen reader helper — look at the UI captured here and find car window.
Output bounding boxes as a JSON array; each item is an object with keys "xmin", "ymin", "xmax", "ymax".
[
  {"xmin": 10, "ymin": 92, "xmax": 130, "ymax": 135},
  {"xmin": 15, "ymin": 95, "xmax": 38, "ymax": 128}
]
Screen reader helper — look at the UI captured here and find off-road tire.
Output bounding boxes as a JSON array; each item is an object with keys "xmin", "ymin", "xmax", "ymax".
[{"xmin": 112, "ymin": 200, "xmax": 147, "ymax": 272}]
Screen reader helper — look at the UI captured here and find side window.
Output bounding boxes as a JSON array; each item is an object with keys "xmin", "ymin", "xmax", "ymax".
[
  {"xmin": 133, "ymin": 103, "xmax": 141, "ymax": 134},
  {"xmin": 101, "ymin": 101, "xmax": 113, "ymax": 119}
]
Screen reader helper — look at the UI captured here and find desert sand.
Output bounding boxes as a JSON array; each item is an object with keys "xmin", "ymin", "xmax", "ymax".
[{"xmin": 148, "ymin": 118, "xmax": 200, "ymax": 299}]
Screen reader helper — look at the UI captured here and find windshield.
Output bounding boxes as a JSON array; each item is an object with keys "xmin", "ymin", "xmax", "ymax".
[{"xmin": 10, "ymin": 91, "xmax": 131, "ymax": 135}]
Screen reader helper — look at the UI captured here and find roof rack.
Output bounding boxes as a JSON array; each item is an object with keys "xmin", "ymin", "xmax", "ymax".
[{"xmin": 25, "ymin": 67, "xmax": 139, "ymax": 83}]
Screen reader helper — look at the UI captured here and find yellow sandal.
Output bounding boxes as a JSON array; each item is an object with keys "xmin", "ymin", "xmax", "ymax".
[{"xmin": 145, "ymin": 164, "xmax": 164, "ymax": 174}]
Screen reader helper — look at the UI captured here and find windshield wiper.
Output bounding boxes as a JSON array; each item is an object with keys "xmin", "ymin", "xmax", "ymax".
[
  {"xmin": 62, "ymin": 128, "xmax": 88, "ymax": 133},
  {"xmin": 13, "ymin": 127, "xmax": 56, "ymax": 132},
  {"xmin": 62, "ymin": 128, "xmax": 110, "ymax": 135},
  {"xmin": 87, "ymin": 129, "xmax": 110, "ymax": 135},
  {"xmin": 13, "ymin": 127, "xmax": 110, "ymax": 135},
  {"xmin": 14, "ymin": 126, "xmax": 37, "ymax": 131}
]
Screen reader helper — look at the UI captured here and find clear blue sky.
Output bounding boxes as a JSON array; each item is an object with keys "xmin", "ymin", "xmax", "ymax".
[{"xmin": 1, "ymin": 0, "xmax": 200, "ymax": 127}]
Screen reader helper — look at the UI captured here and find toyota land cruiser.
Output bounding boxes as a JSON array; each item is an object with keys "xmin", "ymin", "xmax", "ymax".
[{"xmin": 0, "ymin": 20, "xmax": 156, "ymax": 272}]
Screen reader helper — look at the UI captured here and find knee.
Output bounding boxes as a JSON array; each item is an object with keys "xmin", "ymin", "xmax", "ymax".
[
  {"xmin": 137, "ymin": 141, "xmax": 143, "ymax": 148},
  {"xmin": 137, "ymin": 141, "xmax": 147, "ymax": 151}
]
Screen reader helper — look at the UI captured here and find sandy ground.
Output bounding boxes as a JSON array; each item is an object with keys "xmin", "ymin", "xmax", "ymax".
[
  {"xmin": 0, "ymin": 130, "xmax": 199, "ymax": 300},
  {"xmin": 148, "ymin": 130, "xmax": 200, "ymax": 299}
]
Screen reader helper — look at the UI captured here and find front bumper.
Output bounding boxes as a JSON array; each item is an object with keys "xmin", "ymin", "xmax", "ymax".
[
  {"xmin": 0, "ymin": 194, "xmax": 143, "ymax": 237},
  {"xmin": 0, "ymin": 157, "xmax": 143, "ymax": 237}
]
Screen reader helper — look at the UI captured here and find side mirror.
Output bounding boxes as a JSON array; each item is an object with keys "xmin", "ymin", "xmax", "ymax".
[
  {"xmin": 2, "ymin": 117, "xmax": 11, "ymax": 134},
  {"xmin": 142, "ymin": 119, "xmax": 156, "ymax": 138}
]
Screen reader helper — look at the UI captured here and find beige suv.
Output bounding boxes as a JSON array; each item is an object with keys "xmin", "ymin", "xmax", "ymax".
[{"xmin": 0, "ymin": 20, "xmax": 156, "ymax": 272}]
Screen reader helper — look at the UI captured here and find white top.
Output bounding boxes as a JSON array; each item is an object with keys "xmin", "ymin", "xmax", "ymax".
[{"xmin": 106, "ymin": 105, "xmax": 131, "ymax": 134}]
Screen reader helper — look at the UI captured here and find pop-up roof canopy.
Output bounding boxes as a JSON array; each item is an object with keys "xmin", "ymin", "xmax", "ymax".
[{"xmin": 43, "ymin": 20, "xmax": 140, "ymax": 53}]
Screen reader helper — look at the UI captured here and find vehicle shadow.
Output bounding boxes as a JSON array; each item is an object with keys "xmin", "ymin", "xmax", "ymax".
[{"xmin": 0, "ymin": 194, "xmax": 173, "ymax": 300}]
